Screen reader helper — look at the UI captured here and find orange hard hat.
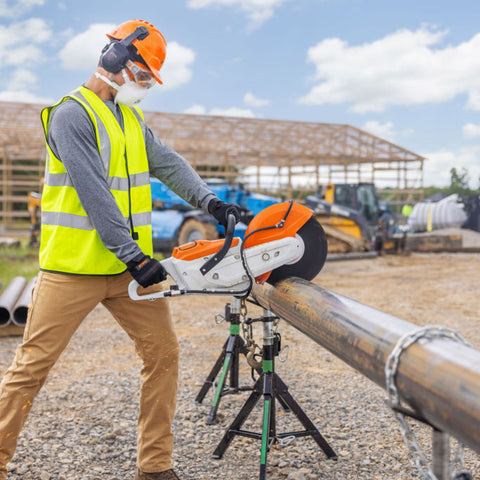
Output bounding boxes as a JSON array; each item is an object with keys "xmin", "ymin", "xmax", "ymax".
[{"xmin": 107, "ymin": 19, "xmax": 166, "ymax": 85}]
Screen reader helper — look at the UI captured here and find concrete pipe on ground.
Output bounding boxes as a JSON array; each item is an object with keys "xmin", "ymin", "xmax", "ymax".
[
  {"xmin": 12, "ymin": 276, "xmax": 37, "ymax": 326},
  {"xmin": 0, "ymin": 277, "xmax": 27, "ymax": 327},
  {"xmin": 251, "ymin": 277, "xmax": 480, "ymax": 454}
]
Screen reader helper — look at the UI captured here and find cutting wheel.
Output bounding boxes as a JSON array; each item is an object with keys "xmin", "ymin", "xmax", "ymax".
[{"xmin": 267, "ymin": 217, "xmax": 328, "ymax": 285}]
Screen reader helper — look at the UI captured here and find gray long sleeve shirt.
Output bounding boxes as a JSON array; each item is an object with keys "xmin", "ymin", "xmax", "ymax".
[{"xmin": 47, "ymin": 95, "xmax": 216, "ymax": 266}]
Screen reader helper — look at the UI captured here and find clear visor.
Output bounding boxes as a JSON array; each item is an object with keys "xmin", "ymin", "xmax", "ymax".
[{"xmin": 125, "ymin": 60, "xmax": 156, "ymax": 88}]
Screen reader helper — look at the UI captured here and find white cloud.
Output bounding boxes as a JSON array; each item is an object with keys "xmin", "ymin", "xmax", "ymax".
[
  {"xmin": 362, "ymin": 120, "xmax": 396, "ymax": 141},
  {"xmin": 210, "ymin": 106, "xmax": 256, "ymax": 117},
  {"xmin": 184, "ymin": 104, "xmax": 256, "ymax": 118},
  {"xmin": 423, "ymin": 147, "xmax": 480, "ymax": 187},
  {"xmin": 184, "ymin": 104, "xmax": 207, "ymax": 115},
  {"xmin": 0, "ymin": 0, "xmax": 44, "ymax": 17},
  {"xmin": 0, "ymin": 18, "xmax": 51, "ymax": 100},
  {"xmin": 187, "ymin": 0, "xmax": 286, "ymax": 29},
  {"xmin": 59, "ymin": 23, "xmax": 114, "ymax": 71},
  {"xmin": 463, "ymin": 123, "xmax": 480, "ymax": 139},
  {"xmin": 0, "ymin": 18, "xmax": 51, "ymax": 66},
  {"xmin": 7, "ymin": 68, "xmax": 37, "ymax": 91},
  {"xmin": 362, "ymin": 120, "xmax": 414, "ymax": 142},
  {"xmin": 0, "ymin": 88, "xmax": 52, "ymax": 104},
  {"xmin": 161, "ymin": 41, "xmax": 195, "ymax": 90},
  {"xmin": 300, "ymin": 26, "xmax": 480, "ymax": 113},
  {"xmin": 244, "ymin": 92, "xmax": 270, "ymax": 107}
]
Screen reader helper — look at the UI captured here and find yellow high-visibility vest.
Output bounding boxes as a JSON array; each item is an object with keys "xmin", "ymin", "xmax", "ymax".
[{"xmin": 39, "ymin": 86, "xmax": 152, "ymax": 275}]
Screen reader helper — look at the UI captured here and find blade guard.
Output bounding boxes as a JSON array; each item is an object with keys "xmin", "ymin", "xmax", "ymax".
[{"xmin": 243, "ymin": 202, "xmax": 313, "ymax": 284}]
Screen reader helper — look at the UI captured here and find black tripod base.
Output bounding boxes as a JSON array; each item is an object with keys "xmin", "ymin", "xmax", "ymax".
[
  {"xmin": 213, "ymin": 371, "xmax": 337, "ymax": 479},
  {"xmin": 196, "ymin": 333, "xmax": 260, "ymax": 424}
]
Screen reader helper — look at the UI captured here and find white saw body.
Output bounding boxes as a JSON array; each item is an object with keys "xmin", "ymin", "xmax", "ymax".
[
  {"xmin": 129, "ymin": 236, "xmax": 304, "ymax": 301},
  {"xmin": 128, "ymin": 202, "xmax": 328, "ymax": 301}
]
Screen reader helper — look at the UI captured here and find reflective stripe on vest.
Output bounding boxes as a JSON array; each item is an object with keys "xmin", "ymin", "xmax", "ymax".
[
  {"xmin": 39, "ymin": 86, "xmax": 153, "ymax": 275},
  {"xmin": 41, "ymin": 210, "xmax": 151, "ymax": 230},
  {"xmin": 44, "ymin": 168, "xmax": 150, "ymax": 191}
]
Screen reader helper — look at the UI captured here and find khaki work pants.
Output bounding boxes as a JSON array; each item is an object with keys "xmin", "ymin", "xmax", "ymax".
[{"xmin": 0, "ymin": 271, "xmax": 179, "ymax": 478}]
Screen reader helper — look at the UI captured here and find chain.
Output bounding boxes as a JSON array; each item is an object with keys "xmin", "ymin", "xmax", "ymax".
[
  {"xmin": 239, "ymin": 300, "xmax": 263, "ymax": 370},
  {"xmin": 278, "ymin": 435, "xmax": 296, "ymax": 446},
  {"xmin": 240, "ymin": 299, "xmax": 248, "ymax": 321},
  {"xmin": 241, "ymin": 317, "xmax": 253, "ymax": 347},
  {"xmin": 240, "ymin": 299, "xmax": 251, "ymax": 344},
  {"xmin": 385, "ymin": 325, "xmax": 472, "ymax": 480},
  {"xmin": 272, "ymin": 316, "xmax": 280, "ymax": 334},
  {"xmin": 214, "ymin": 312, "xmax": 225, "ymax": 325}
]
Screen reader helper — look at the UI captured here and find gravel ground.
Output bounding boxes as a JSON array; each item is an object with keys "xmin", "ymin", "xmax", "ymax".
[{"xmin": 0, "ymin": 252, "xmax": 479, "ymax": 479}]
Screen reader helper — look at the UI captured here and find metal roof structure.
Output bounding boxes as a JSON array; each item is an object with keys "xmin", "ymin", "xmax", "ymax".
[
  {"xmin": 145, "ymin": 111, "xmax": 423, "ymax": 166},
  {"xmin": 144, "ymin": 111, "xmax": 425, "ymax": 203},
  {"xmin": 0, "ymin": 100, "xmax": 425, "ymax": 228}
]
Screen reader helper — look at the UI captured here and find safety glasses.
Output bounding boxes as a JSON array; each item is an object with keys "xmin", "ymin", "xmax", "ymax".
[{"xmin": 125, "ymin": 60, "xmax": 156, "ymax": 88}]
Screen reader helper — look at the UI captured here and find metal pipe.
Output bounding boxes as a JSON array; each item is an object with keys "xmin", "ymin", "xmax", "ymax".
[
  {"xmin": 251, "ymin": 277, "xmax": 480, "ymax": 453},
  {"xmin": 0, "ymin": 277, "xmax": 27, "ymax": 327},
  {"xmin": 12, "ymin": 276, "xmax": 37, "ymax": 326}
]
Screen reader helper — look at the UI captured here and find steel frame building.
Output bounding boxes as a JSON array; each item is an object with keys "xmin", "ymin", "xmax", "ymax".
[{"xmin": 0, "ymin": 101, "xmax": 425, "ymax": 229}]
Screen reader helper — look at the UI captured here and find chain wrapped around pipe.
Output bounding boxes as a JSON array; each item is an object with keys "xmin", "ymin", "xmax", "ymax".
[{"xmin": 385, "ymin": 325, "xmax": 473, "ymax": 480}]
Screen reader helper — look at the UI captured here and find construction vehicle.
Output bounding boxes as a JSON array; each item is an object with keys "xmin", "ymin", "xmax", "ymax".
[
  {"xmin": 27, "ymin": 192, "xmax": 42, "ymax": 247},
  {"xmin": 304, "ymin": 182, "xmax": 407, "ymax": 253},
  {"xmin": 151, "ymin": 178, "xmax": 281, "ymax": 252}
]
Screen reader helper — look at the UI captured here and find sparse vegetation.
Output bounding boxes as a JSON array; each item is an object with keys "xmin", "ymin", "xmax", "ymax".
[{"xmin": 0, "ymin": 240, "xmax": 39, "ymax": 288}]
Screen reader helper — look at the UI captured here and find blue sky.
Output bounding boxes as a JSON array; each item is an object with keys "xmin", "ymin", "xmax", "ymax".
[{"xmin": 1, "ymin": 0, "xmax": 480, "ymax": 188}]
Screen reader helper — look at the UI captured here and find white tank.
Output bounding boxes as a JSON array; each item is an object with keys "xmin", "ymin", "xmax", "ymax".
[{"xmin": 408, "ymin": 194, "xmax": 467, "ymax": 232}]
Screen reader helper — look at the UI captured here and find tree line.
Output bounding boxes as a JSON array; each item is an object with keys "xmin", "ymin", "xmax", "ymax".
[{"xmin": 424, "ymin": 167, "xmax": 480, "ymax": 199}]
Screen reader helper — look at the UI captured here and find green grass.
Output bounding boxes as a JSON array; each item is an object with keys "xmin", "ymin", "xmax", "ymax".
[
  {"xmin": 0, "ymin": 240, "xmax": 39, "ymax": 289},
  {"xmin": 0, "ymin": 239, "xmax": 167, "ymax": 291}
]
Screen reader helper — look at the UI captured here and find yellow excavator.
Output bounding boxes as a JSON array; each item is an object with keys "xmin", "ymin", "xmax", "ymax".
[
  {"xmin": 28, "ymin": 192, "xmax": 42, "ymax": 247},
  {"xmin": 304, "ymin": 183, "xmax": 407, "ymax": 254}
]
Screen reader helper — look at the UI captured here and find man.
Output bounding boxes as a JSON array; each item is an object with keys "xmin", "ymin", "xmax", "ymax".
[{"xmin": 0, "ymin": 19, "xmax": 239, "ymax": 480}]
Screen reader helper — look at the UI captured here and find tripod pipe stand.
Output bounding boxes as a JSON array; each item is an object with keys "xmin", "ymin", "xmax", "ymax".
[
  {"xmin": 196, "ymin": 297, "xmax": 260, "ymax": 424},
  {"xmin": 212, "ymin": 308, "xmax": 337, "ymax": 480}
]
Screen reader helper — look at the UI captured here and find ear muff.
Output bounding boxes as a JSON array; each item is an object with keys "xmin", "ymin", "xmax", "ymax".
[{"xmin": 100, "ymin": 26, "xmax": 150, "ymax": 73}]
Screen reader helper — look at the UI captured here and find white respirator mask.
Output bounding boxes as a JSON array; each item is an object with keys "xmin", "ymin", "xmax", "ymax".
[{"xmin": 95, "ymin": 70, "xmax": 148, "ymax": 106}]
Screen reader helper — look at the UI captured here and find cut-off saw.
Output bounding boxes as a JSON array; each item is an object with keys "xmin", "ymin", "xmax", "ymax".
[{"xmin": 129, "ymin": 202, "xmax": 327, "ymax": 301}]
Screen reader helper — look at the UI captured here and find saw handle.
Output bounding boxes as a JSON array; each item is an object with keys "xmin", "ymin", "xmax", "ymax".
[
  {"xmin": 128, "ymin": 279, "xmax": 164, "ymax": 301},
  {"xmin": 200, "ymin": 213, "xmax": 237, "ymax": 276}
]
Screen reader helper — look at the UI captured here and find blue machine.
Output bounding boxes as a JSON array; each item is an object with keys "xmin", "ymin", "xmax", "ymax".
[{"xmin": 150, "ymin": 178, "xmax": 281, "ymax": 252}]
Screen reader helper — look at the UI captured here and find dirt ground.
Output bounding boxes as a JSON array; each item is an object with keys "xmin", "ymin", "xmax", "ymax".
[
  {"xmin": 174, "ymin": 252, "xmax": 480, "ymax": 474},
  {"xmin": 0, "ymin": 252, "xmax": 479, "ymax": 479},
  {"xmin": 166, "ymin": 252, "xmax": 480, "ymax": 478}
]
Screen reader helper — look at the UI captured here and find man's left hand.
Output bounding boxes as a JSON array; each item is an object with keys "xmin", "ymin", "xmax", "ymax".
[{"xmin": 208, "ymin": 199, "xmax": 241, "ymax": 227}]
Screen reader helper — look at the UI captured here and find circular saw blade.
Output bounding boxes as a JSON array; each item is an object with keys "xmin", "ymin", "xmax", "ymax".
[{"xmin": 267, "ymin": 216, "xmax": 328, "ymax": 285}]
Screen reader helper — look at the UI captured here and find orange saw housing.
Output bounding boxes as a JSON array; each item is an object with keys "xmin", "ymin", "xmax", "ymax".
[
  {"xmin": 172, "ymin": 237, "xmax": 240, "ymax": 261},
  {"xmin": 171, "ymin": 202, "xmax": 313, "ymax": 284},
  {"xmin": 243, "ymin": 202, "xmax": 313, "ymax": 283}
]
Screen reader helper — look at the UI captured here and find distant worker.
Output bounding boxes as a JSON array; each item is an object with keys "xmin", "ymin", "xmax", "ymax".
[
  {"xmin": 401, "ymin": 204, "xmax": 413, "ymax": 217},
  {"xmin": 0, "ymin": 19, "xmax": 240, "ymax": 480}
]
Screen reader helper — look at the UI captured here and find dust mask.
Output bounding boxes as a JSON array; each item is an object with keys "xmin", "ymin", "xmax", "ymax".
[{"xmin": 95, "ymin": 70, "xmax": 148, "ymax": 107}]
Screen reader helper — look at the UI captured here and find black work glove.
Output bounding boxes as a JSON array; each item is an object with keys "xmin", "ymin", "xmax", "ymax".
[
  {"xmin": 126, "ymin": 254, "xmax": 167, "ymax": 288},
  {"xmin": 208, "ymin": 199, "xmax": 241, "ymax": 227}
]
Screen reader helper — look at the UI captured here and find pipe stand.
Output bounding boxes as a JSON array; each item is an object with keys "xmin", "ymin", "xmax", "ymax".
[
  {"xmin": 212, "ymin": 308, "xmax": 337, "ymax": 480},
  {"xmin": 196, "ymin": 297, "xmax": 259, "ymax": 424}
]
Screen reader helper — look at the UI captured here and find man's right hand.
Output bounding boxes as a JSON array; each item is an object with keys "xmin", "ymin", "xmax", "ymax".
[
  {"xmin": 208, "ymin": 199, "xmax": 241, "ymax": 227},
  {"xmin": 127, "ymin": 254, "xmax": 167, "ymax": 288}
]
